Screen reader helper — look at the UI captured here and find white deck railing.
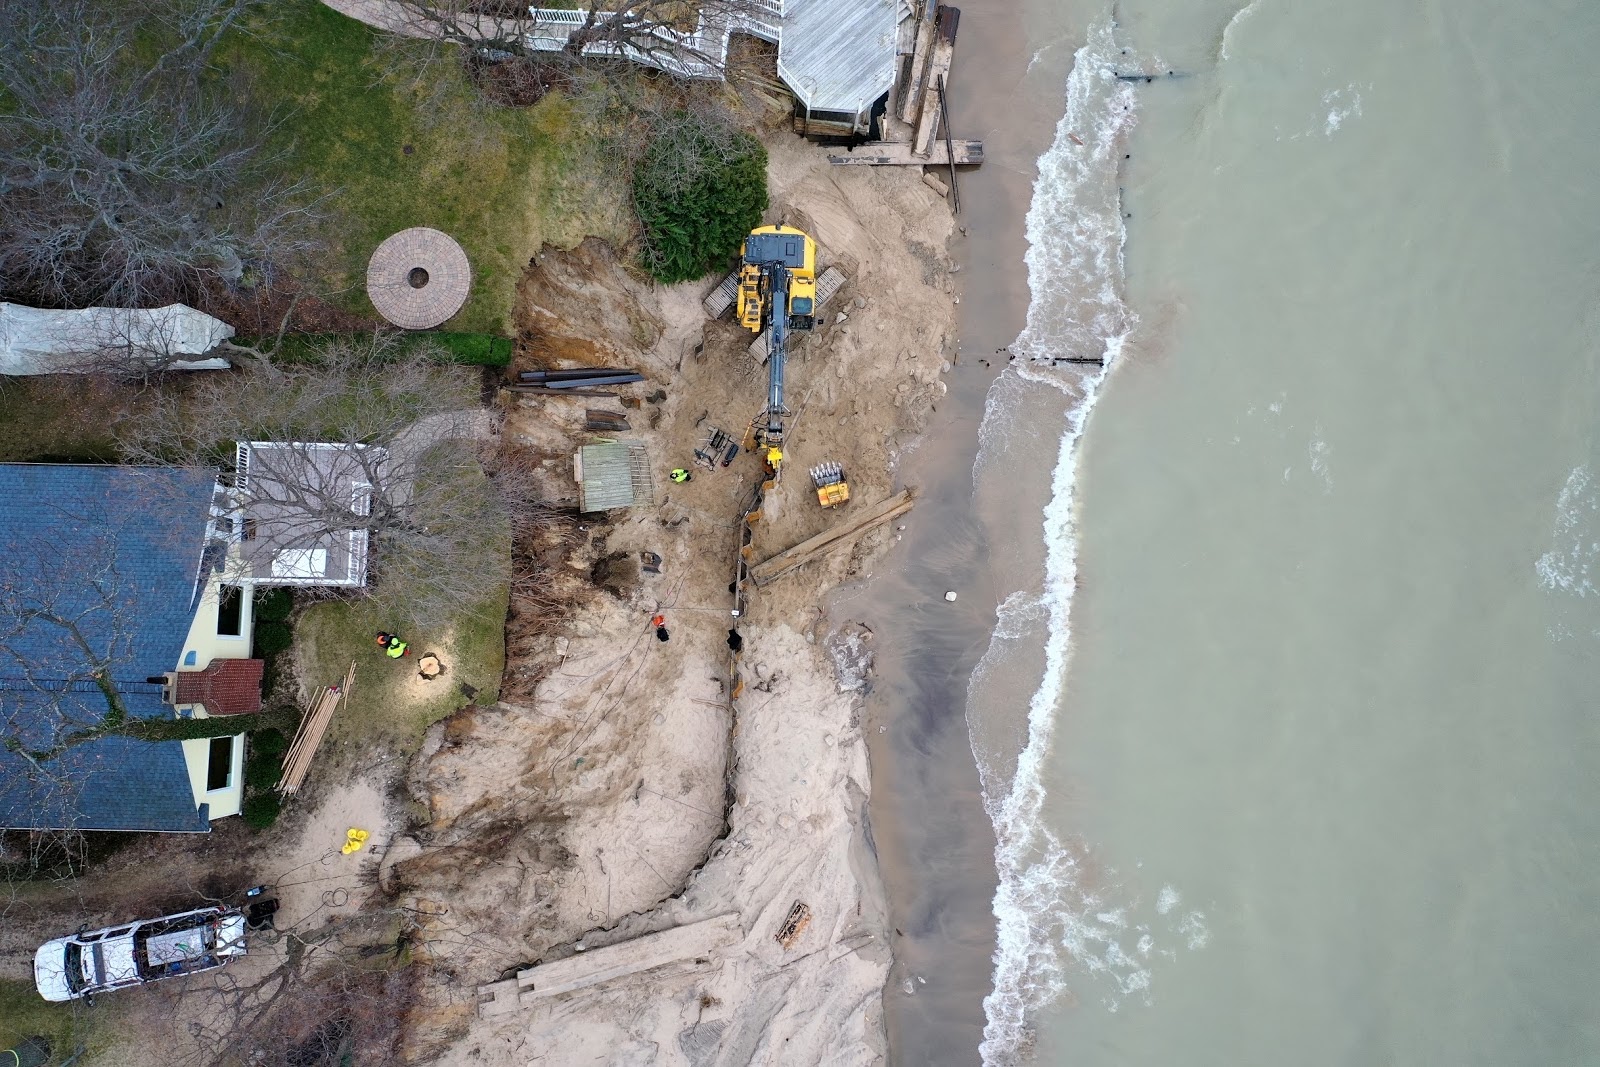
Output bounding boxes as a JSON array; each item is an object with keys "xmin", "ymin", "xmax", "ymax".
[{"xmin": 525, "ymin": 1, "xmax": 783, "ymax": 81}]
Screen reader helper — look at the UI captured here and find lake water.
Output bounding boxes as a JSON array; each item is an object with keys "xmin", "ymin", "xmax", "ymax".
[{"xmin": 970, "ymin": 0, "xmax": 1600, "ymax": 1063}]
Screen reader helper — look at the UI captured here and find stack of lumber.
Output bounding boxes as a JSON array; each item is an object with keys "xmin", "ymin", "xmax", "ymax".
[
  {"xmin": 279, "ymin": 662, "xmax": 354, "ymax": 794},
  {"xmin": 749, "ymin": 490, "xmax": 915, "ymax": 585}
]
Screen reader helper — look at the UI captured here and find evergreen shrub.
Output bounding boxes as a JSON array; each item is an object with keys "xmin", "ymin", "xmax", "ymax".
[
  {"xmin": 254, "ymin": 587, "xmax": 294, "ymax": 623},
  {"xmin": 634, "ymin": 118, "xmax": 768, "ymax": 284},
  {"xmin": 254, "ymin": 621, "xmax": 293, "ymax": 656},
  {"xmin": 242, "ymin": 791, "xmax": 282, "ymax": 830}
]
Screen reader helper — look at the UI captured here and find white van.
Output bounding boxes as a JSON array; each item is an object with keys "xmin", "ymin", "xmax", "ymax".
[{"xmin": 33, "ymin": 906, "xmax": 248, "ymax": 1002}]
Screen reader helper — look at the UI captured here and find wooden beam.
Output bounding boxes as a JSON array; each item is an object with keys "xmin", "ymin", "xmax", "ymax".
[
  {"xmin": 899, "ymin": 16, "xmax": 937, "ymax": 124},
  {"xmin": 279, "ymin": 663, "xmax": 354, "ymax": 795},
  {"xmin": 912, "ymin": 6, "xmax": 959, "ymax": 157},
  {"xmin": 750, "ymin": 491, "xmax": 915, "ymax": 586},
  {"xmin": 829, "ymin": 140, "xmax": 985, "ymax": 166}
]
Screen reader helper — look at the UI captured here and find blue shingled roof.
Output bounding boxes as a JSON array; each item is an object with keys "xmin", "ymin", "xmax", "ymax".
[{"xmin": 0, "ymin": 464, "xmax": 221, "ymax": 832}]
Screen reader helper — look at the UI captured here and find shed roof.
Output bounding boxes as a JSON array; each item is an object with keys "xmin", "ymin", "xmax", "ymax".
[
  {"xmin": 0, "ymin": 464, "xmax": 220, "ymax": 832},
  {"xmin": 576, "ymin": 442, "xmax": 651, "ymax": 512}
]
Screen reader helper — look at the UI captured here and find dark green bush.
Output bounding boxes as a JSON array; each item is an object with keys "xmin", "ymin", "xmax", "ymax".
[
  {"xmin": 254, "ymin": 620, "xmax": 293, "ymax": 656},
  {"xmin": 251, "ymin": 727, "xmax": 288, "ymax": 757},
  {"xmin": 245, "ymin": 752, "xmax": 280, "ymax": 792},
  {"xmin": 242, "ymin": 791, "xmax": 282, "ymax": 830},
  {"xmin": 633, "ymin": 118, "xmax": 768, "ymax": 284},
  {"xmin": 254, "ymin": 587, "xmax": 294, "ymax": 623}
]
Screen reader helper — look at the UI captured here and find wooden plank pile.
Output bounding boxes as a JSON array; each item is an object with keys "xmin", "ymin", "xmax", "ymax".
[
  {"xmin": 279, "ymin": 662, "xmax": 354, "ymax": 794},
  {"xmin": 749, "ymin": 490, "xmax": 915, "ymax": 585}
]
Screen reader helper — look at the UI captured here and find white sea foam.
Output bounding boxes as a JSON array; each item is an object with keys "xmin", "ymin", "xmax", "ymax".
[
  {"xmin": 1309, "ymin": 429, "xmax": 1333, "ymax": 493},
  {"xmin": 973, "ymin": 18, "xmax": 1144, "ymax": 1065},
  {"xmin": 1155, "ymin": 885, "xmax": 1180, "ymax": 915},
  {"xmin": 1536, "ymin": 465, "xmax": 1600, "ymax": 596},
  {"xmin": 1219, "ymin": 0, "xmax": 1262, "ymax": 62},
  {"xmin": 1322, "ymin": 84, "xmax": 1364, "ymax": 136},
  {"xmin": 1179, "ymin": 911, "xmax": 1212, "ymax": 950}
]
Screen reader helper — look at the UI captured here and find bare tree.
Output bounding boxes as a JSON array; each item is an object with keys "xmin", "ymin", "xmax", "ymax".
[
  {"xmin": 379, "ymin": 0, "xmax": 775, "ymax": 88},
  {"xmin": 117, "ymin": 334, "xmax": 526, "ymax": 629},
  {"xmin": 0, "ymin": 0, "xmax": 319, "ymax": 309}
]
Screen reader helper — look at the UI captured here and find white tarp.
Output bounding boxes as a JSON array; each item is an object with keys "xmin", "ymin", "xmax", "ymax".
[{"xmin": 0, "ymin": 302, "xmax": 234, "ymax": 376}]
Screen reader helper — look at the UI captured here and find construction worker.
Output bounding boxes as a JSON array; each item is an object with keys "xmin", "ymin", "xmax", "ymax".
[
  {"xmin": 375, "ymin": 631, "xmax": 410, "ymax": 658},
  {"xmin": 669, "ymin": 467, "xmax": 691, "ymax": 483},
  {"xmin": 766, "ymin": 447, "xmax": 783, "ymax": 469}
]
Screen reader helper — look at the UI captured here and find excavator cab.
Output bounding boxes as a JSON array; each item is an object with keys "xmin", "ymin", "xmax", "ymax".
[{"xmin": 736, "ymin": 226, "xmax": 817, "ymax": 332}]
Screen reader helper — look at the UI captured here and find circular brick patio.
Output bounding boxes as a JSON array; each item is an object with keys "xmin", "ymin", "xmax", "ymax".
[{"xmin": 366, "ymin": 227, "xmax": 471, "ymax": 330}]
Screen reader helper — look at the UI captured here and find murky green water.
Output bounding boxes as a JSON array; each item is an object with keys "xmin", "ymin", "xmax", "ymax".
[{"xmin": 974, "ymin": 1, "xmax": 1600, "ymax": 1062}]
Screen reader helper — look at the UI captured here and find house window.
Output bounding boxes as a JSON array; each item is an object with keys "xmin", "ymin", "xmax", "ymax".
[
  {"xmin": 206, "ymin": 736, "xmax": 234, "ymax": 791},
  {"xmin": 184, "ymin": 651, "xmax": 197, "ymax": 666},
  {"xmin": 216, "ymin": 585, "xmax": 244, "ymax": 637}
]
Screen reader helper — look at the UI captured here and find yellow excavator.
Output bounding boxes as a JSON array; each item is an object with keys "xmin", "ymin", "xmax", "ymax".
[{"xmin": 737, "ymin": 225, "xmax": 818, "ymax": 473}]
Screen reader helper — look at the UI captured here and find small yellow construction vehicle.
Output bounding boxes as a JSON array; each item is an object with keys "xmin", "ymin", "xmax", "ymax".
[
  {"xmin": 737, "ymin": 226, "xmax": 818, "ymax": 461},
  {"xmin": 809, "ymin": 462, "xmax": 850, "ymax": 508}
]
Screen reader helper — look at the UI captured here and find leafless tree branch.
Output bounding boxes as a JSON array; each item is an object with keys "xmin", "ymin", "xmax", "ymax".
[{"xmin": 0, "ymin": 0, "xmax": 322, "ymax": 308}]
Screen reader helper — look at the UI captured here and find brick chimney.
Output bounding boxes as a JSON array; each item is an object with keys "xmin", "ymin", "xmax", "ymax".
[{"xmin": 169, "ymin": 659, "xmax": 265, "ymax": 716}]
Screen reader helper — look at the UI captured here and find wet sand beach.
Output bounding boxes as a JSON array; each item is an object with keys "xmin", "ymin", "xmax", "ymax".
[{"xmin": 842, "ymin": 0, "xmax": 1085, "ymax": 1061}]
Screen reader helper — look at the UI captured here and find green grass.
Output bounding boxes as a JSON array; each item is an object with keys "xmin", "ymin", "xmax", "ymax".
[
  {"xmin": 245, "ymin": 331, "xmax": 515, "ymax": 367},
  {"xmin": 295, "ymin": 581, "xmax": 508, "ymax": 754},
  {"xmin": 0, "ymin": 378, "xmax": 127, "ymax": 463},
  {"xmin": 219, "ymin": 0, "xmax": 629, "ymax": 333},
  {"xmin": 0, "ymin": 978, "xmax": 113, "ymax": 1062}
]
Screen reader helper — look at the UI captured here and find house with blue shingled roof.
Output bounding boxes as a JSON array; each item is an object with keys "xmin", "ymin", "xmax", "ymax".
[{"xmin": 0, "ymin": 464, "xmax": 257, "ymax": 832}]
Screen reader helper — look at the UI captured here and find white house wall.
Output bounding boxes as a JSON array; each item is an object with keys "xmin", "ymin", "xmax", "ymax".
[{"xmin": 176, "ymin": 571, "xmax": 252, "ymax": 821}]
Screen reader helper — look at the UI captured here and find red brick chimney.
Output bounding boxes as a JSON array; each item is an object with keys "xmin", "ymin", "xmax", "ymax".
[{"xmin": 170, "ymin": 659, "xmax": 265, "ymax": 716}]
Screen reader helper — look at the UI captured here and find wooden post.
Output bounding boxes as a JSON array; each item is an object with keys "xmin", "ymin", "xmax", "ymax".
[{"xmin": 937, "ymin": 76, "xmax": 960, "ymax": 214}]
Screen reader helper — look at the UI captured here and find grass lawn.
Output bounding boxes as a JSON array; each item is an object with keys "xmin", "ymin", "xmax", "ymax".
[
  {"xmin": 219, "ymin": 0, "xmax": 630, "ymax": 333},
  {"xmin": 0, "ymin": 377, "xmax": 133, "ymax": 463},
  {"xmin": 294, "ymin": 580, "xmax": 509, "ymax": 756},
  {"xmin": 0, "ymin": 978, "xmax": 115, "ymax": 1061}
]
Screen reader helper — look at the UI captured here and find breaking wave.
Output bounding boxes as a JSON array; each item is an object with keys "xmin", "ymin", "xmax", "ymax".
[{"xmin": 969, "ymin": 17, "xmax": 1142, "ymax": 1065}]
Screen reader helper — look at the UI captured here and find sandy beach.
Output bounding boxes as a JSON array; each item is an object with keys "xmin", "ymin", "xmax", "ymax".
[{"xmin": 847, "ymin": 0, "xmax": 1084, "ymax": 1060}]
